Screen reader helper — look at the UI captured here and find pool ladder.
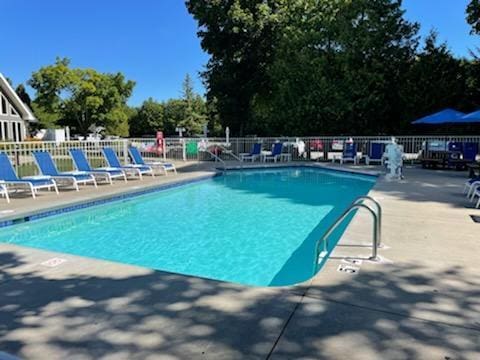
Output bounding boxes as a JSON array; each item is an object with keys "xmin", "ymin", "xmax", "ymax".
[{"xmin": 315, "ymin": 196, "xmax": 382, "ymax": 266}]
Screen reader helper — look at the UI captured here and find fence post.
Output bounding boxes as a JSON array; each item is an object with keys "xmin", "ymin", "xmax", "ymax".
[
  {"xmin": 182, "ymin": 139, "xmax": 186, "ymax": 162},
  {"xmin": 163, "ymin": 139, "xmax": 166, "ymax": 161},
  {"xmin": 123, "ymin": 139, "xmax": 129, "ymax": 163}
]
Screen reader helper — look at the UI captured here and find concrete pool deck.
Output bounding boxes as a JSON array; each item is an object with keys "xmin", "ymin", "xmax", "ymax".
[{"xmin": 0, "ymin": 162, "xmax": 479, "ymax": 359}]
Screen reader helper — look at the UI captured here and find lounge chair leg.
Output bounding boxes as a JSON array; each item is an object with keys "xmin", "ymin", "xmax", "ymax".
[
  {"xmin": 30, "ymin": 184, "xmax": 36, "ymax": 199},
  {"xmin": 93, "ymin": 177, "xmax": 98, "ymax": 188},
  {"xmin": 124, "ymin": 173, "xmax": 128, "ymax": 183}
]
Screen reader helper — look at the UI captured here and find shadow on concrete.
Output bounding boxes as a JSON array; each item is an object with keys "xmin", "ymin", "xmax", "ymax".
[
  {"xmin": 273, "ymin": 261, "xmax": 480, "ymax": 359},
  {"xmin": 1, "ymin": 251, "xmax": 479, "ymax": 359}
]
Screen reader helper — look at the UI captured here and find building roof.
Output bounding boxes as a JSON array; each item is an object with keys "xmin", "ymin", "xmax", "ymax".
[{"xmin": 0, "ymin": 72, "xmax": 37, "ymax": 122}]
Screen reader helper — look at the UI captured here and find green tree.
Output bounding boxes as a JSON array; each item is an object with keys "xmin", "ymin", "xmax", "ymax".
[
  {"xmin": 402, "ymin": 32, "xmax": 466, "ymax": 128},
  {"xmin": 129, "ymin": 98, "xmax": 165, "ymax": 136},
  {"xmin": 186, "ymin": 0, "xmax": 279, "ymax": 135},
  {"xmin": 15, "ymin": 84, "xmax": 31, "ymax": 107},
  {"xmin": 467, "ymin": 0, "xmax": 480, "ymax": 34},
  {"xmin": 179, "ymin": 74, "xmax": 207, "ymax": 135},
  {"xmin": 29, "ymin": 58, "xmax": 135, "ymax": 136},
  {"xmin": 250, "ymin": 0, "xmax": 419, "ymax": 135}
]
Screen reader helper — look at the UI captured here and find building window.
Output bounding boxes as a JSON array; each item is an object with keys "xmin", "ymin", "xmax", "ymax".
[
  {"xmin": 10, "ymin": 106, "xmax": 19, "ymax": 116},
  {"xmin": 0, "ymin": 94, "xmax": 7, "ymax": 115}
]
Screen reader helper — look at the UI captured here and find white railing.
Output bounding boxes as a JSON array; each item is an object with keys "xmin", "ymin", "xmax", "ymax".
[
  {"xmin": 131, "ymin": 135, "xmax": 480, "ymax": 162},
  {"xmin": 2, "ymin": 135, "xmax": 480, "ymax": 177},
  {"xmin": 0, "ymin": 140, "xmax": 129, "ymax": 177}
]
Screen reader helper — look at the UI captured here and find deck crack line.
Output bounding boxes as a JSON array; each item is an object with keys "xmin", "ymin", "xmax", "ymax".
[
  {"xmin": 265, "ymin": 281, "xmax": 312, "ymax": 360},
  {"xmin": 303, "ymin": 292, "xmax": 480, "ymax": 333}
]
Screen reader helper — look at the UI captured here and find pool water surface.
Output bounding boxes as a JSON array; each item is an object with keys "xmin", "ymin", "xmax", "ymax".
[{"xmin": 0, "ymin": 167, "xmax": 375, "ymax": 286}]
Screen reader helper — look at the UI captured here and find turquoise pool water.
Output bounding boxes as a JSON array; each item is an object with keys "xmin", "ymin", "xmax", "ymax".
[{"xmin": 0, "ymin": 167, "xmax": 375, "ymax": 286}]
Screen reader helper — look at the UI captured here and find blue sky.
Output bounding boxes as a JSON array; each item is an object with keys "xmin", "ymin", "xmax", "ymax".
[{"xmin": 2, "ymin": 0, "xmax": 478, "ymax": 106}]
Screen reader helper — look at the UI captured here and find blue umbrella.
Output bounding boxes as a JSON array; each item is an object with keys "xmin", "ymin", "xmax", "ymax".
[
  {"xmin": 412, "ymin": 108, "xmax": 466, "ymax": 125},
  {"xmin": 460, "ymin": 110, "xmax": 480, "ymax": 123}
]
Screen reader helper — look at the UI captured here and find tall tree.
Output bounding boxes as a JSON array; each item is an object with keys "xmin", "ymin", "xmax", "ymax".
[
  {"xmin": 402, "ymin": 32, "xmax": 466, "ymax": 126},
  {"xmin": 467, "ymin": 0, "xmax": 480, "ymax": 34},
  {"xmin": 179, "ymin": 74, "xmax": 207, "ymax": 135},
  {"xmin": 251, "ymin": 0, "xmax": 419, "ymax": 135},
  {"xmin": 29, "ymin": 58, "xmax": 135, "ymax": 136},
  {"xmin": 186, "ymin": 0, "xmax": 279, "ymax": 135}
]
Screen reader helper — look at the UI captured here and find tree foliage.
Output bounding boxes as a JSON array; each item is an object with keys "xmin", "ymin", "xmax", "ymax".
[
  {"xmin": 467, "ymin": 0, "xmax": 480, "ymax": 34},
  {"xmin": 29, "ymin": 58, "xmax": 135, "ymax": 136},
  {"xmin": 129, "ymin": 74, "xmax": 208, "ymax": 137},
  {"xmin": 187, "ymin": 0, "xmax": 480, "ymax": 136}
]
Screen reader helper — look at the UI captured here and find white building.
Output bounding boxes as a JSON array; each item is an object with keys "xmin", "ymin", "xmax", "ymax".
[{"xmin": 0, "ymin": 73, "xmax": 36, "ymax": 141}]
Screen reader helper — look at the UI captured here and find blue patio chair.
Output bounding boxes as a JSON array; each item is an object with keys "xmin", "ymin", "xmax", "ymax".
[
  {"xmin": 0, "ymin": 153, "xmax": 58, "ymax": 199},
  {"xmin": 240, "ymin": 143, "xmax": 262, "ymax": 162},
  {"xmin": 364, "ymin": 143, "xmax": 385, "ymax": 165},
  {"xmin": 102, "ymin": 147, "xmax": 154, "ymax": 180},
  {"xmin": 33, "ymin": 151, "xmax": 97, "ymax": 191},
  {"xmin": 128, "ymin": 146, "xmax": 176, "ymax": 175},
  {"xmin": 463, "ymin": 142, "xmax": 478, "ymax": 162},
  {"xmin": 341, "ymin": 143, "xmax": 359, "ymax": 165},
  {"xmin": 264, "ymin": 143, "xmax": 283, "ymax": 162},
  {"xmin": 70, "ymin": 149, "xmax": 127, "ymax": 185}
]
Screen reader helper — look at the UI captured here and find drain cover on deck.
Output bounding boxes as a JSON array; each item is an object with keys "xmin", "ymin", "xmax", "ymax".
[
  {"xmin": 337, "ymin": 264, "xmax": 360, "ymax": 275},
  {"xmin": 40, "ymin": 258, "xmax": 67, "ymax": 267},
  {"xmin": 470, "ymin": 215, "xmax": 480, "ymax": 223}
]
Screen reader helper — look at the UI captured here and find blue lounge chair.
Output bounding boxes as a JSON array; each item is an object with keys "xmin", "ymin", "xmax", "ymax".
[
  {"xmin": 0, "ymin": 153, "xmax": 58, "ymax": 199},
  {"xmin": 240, "ymin": 143, "xmax": 262, "ymax": 162},
  {"xmin": 264, "ymin": 143, "xmax": 283, "ymax": 162},
  {"xmin": 102, "ymin": 147, "xmax": 154, "ymax": 180},
  {"xmin": 341, "ymin": 143, "xmax": 359, "ymax": 164},
  {"xmin": 128, "ymin": 146, "xmax": 176, "ymax": 175},
  {"xmin": 33, "ymin": 151, "xmax": 97, "ymax": 191},
  {"xmin": 364, "ymin": 143, "xmax": 385, "ymax": 165},
  {"xmin": 70, "ymin": 149, "xmax": 127, "ymax": 184}
]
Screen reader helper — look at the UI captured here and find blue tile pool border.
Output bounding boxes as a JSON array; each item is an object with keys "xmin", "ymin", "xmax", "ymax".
[
  {"xmin": 0, "ymin": 165, "xmax": 378, "ymax": 228},
  {"xmin": 0, "ymin": 174, "xmax": 219, "ymax": 228}
]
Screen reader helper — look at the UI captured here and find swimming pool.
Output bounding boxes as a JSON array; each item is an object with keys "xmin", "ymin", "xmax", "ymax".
[{"xmin": 0, "ymin": 167, "xmax": 375, "ymax": 286}]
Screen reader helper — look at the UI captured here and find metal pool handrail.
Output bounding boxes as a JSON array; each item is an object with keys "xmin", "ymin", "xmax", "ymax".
[
  {"xmin": 352, "ymin": 196, "xmax": 382, "ymax": 248},
  {"xmin": 204, "ymin": 148, "xmax": 227, "ymax": 171},
  {"xmin": 315, "ymin": 196, "xmax": 382, "ymax": 267}
]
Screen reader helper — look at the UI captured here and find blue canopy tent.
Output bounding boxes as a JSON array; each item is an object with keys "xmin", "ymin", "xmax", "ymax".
[
  {"xmin": 411, "ymin": 108, "xmax": 466, "ymax": 125},
  {"xmin": 460, "ymin": 110, "xmax": 480, "ymax": 123}
]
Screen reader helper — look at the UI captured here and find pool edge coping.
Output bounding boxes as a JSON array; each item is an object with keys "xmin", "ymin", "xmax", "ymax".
[{"xmin": 0, "ymin": 164, "xmax": 380, "ymax": 228}]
